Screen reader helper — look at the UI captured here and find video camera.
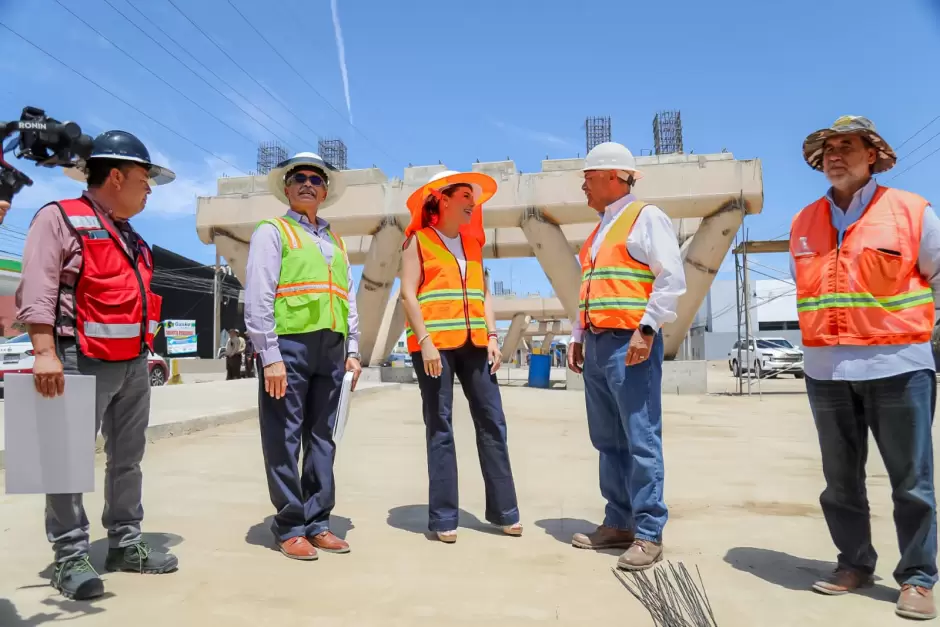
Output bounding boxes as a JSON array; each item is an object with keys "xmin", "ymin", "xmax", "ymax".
[{"xmin": 0, "ymin": 106, "xmax": 94, "ymax": 203}]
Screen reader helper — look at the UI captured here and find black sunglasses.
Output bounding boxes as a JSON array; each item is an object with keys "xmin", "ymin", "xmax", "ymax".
[{"xmin": 288, "ymin": 172, "xmax": 326, "ymax": 187}]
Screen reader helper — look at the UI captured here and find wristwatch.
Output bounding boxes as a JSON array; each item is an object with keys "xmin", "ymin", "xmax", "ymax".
[
  {"xmin": 346, "ymin": 351, "xmax": 361, "ymax": 361},
  {"xmin": 639, "ymin": 324, "xmax": 656, "ymax": 337}
]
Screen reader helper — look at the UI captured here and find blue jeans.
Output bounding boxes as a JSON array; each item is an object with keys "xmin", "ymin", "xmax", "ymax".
[
  {"xmin": 412, "ymin": 343, "xmax": 520, "ymax": 533},
  {"xmin": 257, "ymin": 330, "xmax": 345, "ymax": 542},
  {"xmin": 805, "ymin": 369, "xmax": 938, "ymax": 588},
  {"xmin": 583, "ymin": 329, "xmax": 667, "ymax": 542}
]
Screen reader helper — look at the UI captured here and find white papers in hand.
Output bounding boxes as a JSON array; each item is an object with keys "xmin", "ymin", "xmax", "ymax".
[
  {"xmin": 4, "ymin": 374, "xmax": 97, "ymax": 495},
  {"xmin": 333, "ymin": 371, "xmax": 354, "ymax": 445}
]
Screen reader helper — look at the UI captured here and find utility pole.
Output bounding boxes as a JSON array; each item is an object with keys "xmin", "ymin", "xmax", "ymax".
[{"xmin": 213, "ymin": 249, "xmax": 221, "ymax": 359}]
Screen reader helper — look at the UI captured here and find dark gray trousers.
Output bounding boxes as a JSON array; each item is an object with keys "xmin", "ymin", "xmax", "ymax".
[{"xmin": 45, "ymin": 339, "xmax": 151, "ymax": 563}]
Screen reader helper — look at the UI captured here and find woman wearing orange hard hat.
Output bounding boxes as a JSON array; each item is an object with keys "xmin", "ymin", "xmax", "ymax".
[{"xmin": 399, "ymin": 169, "xmax": 522, "ymax": 543}]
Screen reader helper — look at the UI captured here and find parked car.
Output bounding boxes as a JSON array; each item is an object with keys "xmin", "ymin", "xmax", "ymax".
[
  {"xmin": 728, "ymin": 337, "xmax": 804, "ymax": 378},
  {"xmin": 380, "ymin": 353, "xmax": 413, "ymax": 368},
  {"xmin": 0, "ymin": 333, "xmax": 169, "ymax": 389}
]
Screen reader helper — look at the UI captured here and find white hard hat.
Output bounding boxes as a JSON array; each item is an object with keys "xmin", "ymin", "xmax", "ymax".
[{"xmin": 582, "ymin": 142, "xmax": 643, "ymax": 181}]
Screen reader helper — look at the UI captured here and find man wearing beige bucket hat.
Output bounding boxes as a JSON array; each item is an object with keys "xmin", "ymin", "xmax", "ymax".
[
  {"xmin": 244, "ymin": 152, "xmax": 361, "ymax": 561},
  {"xmin": 790, "ymin": 116, "xmax": 940, "ymax": 620}
]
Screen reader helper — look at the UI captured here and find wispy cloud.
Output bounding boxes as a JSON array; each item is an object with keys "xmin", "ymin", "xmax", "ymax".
[
  {"xmin": 330, "ymin": 0, "xmax": 353, "ymax": 124},
  {"xmin": 145, "ymin": 149, "xmax": 231, "ymax": 216},
  {"xmin": 487, "ymin": 119, "xmax": 576, "ymax": 149}
]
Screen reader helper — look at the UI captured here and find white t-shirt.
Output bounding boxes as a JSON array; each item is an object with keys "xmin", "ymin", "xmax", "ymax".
[{"xmin": 433, "ymin": 228, "xmax": 466, "ymax": 278}]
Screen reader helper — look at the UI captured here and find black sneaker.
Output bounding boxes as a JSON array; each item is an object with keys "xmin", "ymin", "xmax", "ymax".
[
  {"xmin": 52, "ymin": 555, "xmax": 105, "ymax": 600},
  {"xmin": 104, "ymin": 541, "xmax": 179, "ymax": 574}
]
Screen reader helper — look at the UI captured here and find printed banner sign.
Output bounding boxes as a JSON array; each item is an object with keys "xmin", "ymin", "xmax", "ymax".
[{"xmin": 162, "ymin": 320, "xmax": 197, "ymax": 355}]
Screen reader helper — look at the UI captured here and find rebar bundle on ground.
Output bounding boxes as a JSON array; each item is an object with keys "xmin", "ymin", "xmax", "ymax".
[{"xmin": 613, "ymin": 562, "xmax": 719, "ymax": 627}]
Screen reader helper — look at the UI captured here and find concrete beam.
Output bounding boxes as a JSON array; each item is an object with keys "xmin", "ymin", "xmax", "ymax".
[
  {"xmin": 196, "ymin": 154, "xmax": 763, "ymax": 247},
  {"xmin": 355, "ymin": 219, "xmax": 405, "ymax": 366},
  {"xmin": 520, "ymin": 209, "xmax": 583, "ymax": 323}
]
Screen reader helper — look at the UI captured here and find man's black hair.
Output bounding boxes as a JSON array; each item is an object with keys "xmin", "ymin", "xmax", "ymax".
[{"xmin": 86, "ymin": 159, "xmax": 135, "ymax": 188}]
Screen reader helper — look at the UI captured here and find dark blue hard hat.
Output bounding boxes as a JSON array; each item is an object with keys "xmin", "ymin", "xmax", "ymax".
[{"xmin": 69, "ymin": 130, "xmax": 175, "ymax": 185}]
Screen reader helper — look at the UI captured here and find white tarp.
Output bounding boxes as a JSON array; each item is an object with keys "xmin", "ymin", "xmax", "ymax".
[{"xmin": 4, "ymin": 373, "xmax": 97, "ymax": 495}]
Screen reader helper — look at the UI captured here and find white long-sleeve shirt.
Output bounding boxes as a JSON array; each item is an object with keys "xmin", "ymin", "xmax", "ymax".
[{"xmin": 571, "ymin": 193, "xmax": 686, "ymax": 343}]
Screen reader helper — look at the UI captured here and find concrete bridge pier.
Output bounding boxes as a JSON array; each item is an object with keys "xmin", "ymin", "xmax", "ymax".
[
  {"xmin": 520, "ymin": 208, "xmax": 582, "ymax": 323},
  {"xmin": 661, "ymin": 199, "xmax": 746, "ymax": 358},
  {"xmin": 355, "ymin": 217, "xmax": 405, "ymax": 366},
  {"xmin": 501, "ymin": 313, "xmax": 531, "ymax": 361}
]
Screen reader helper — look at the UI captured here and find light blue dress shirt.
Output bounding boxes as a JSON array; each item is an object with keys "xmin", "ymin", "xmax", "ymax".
[{"xmin": 789, "ymin": 178, "xmax": 940, "ymax": 381}]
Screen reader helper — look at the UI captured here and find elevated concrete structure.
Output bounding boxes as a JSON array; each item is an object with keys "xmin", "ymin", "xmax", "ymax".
[{"xmin": 197, "ymin": 153, "xmax": 762, "ymax": 365}]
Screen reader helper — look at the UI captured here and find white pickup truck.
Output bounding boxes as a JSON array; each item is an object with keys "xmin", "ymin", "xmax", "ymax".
[{"xmin": 728, "ymin": 337, "xmax": 804, "ymax": 379}]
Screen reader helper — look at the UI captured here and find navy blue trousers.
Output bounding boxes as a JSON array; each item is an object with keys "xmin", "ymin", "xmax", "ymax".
[
  {"xmin": 258, "ymin": 330, "xmax": 345, "ymax": 542},
  {"xmin": 411, "ymin": 343, "xmax": 520, "ymax": 533},
  {"xmin": 806, "ymin": 369, "xmax": 938, "ymax": 588}
]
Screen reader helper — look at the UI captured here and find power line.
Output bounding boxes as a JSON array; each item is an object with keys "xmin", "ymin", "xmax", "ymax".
[
  {"xmin": 163, "ymin": 0, "xmax": 326, "ymax": 144},
  {"xmin": 0, "ymin": 20, "xmax": 249, "ymax": 174},
  {"xmin": 224, "ymin": 0, "xmax": 401, "ymax": 163},
  {"xmin": 95, "ymin": 0, "xmax": 302, "ymax": 151},
  {"xmin": 895, "ymin": 115, "xmax": 940, "ymax": 151},
  {"xmin": 53, "ymin": 0, "xmax": 260, "ymax": 147},
  {"xmin": 897, "ymin": 128, "xmax": 940, "ymax": 162},
  {"xmin": 889, "ymin": 143, "xmax": 940, "ymax": 182}
]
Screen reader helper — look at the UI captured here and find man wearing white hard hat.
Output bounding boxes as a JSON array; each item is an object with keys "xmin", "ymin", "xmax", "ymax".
[
  {"xmin": 567, "ymin": 142, "xmax": 686, "ymax": 571},
  {"xmin": 244, "ymin": 152, "xmax": 361, "ymax": 561}
]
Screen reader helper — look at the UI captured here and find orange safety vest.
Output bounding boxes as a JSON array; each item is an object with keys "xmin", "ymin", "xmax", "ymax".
[
  {"xmin": 790, "ymin": 185, "xmax": 934, "ymax": 347},
  {"xmin": 579, "ymin": 201, "xmax": 655, "ymax": 330},
  {"xmin": 405, "ymin": 228, "xmax": 488, "ymax": 353}
]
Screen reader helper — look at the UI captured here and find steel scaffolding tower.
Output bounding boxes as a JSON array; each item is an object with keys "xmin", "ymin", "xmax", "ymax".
[
  {"xmin": 653, "ymin": 110, "xmax": 684, "ymax": 155},
  {"xmin": 585, "ymin": 116, "xmax": 611, "ymax": 154},
  {"xmin": 256, "ymin": 140, "xmax": 288, "ymax": 175},
  {"xmin": 318, "ymin": 138, "xmax": 348, "ymax": 170}
]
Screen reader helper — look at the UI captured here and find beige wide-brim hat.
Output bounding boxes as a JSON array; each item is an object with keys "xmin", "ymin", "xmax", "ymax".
[
  {"xmin": 267, "ymin": 152, "xmax": 346, "ymax": 208},
  {"xmin": 802, "ymin": 115, "xmax": 897, "ymax": 174}
]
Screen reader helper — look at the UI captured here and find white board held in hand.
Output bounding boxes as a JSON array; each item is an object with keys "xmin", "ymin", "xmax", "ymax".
[
  {"xmin": 4, "ymin": 373, "xmax": 97, "ymax": 495},
  {"xmin": 333, "ymin": 371, "xmax": 354, "ymax": 445}
]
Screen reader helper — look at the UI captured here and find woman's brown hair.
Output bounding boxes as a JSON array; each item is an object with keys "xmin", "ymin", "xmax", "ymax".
[{"xmin": 420, "ymin": 183, "xmax": 473, "ymax": 229}]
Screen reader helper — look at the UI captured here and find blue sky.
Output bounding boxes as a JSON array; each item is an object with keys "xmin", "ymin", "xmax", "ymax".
[{"xmin": 1, "ymin": 0, "xmax": 939, "ymax": 295}]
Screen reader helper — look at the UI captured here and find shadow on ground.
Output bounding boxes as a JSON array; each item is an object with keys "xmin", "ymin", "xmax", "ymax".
[
  {"xmin": 244, "ymin": 515, "xmax": 354, "ymax": 551},
  {"xmin": 534, "ymin": 518, "xmax": 624, "ymax": 556},
  {"xmin": 724, "ymin": 547, "xmax": 898, "ymax": 604},
  {"xmin": 0, "ymin": 594, "xmax": 113, "ymax": 626},
  {"xmin": 35, "ymin": 532, "xmax": 184, "ymax": 581},
  {"xmin": 387, "ymin": 504, "xmax": 505, "ymax": 537}
]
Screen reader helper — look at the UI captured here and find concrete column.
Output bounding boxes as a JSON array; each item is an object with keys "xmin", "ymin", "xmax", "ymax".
[
  {"xmin": 520, "ymin": 208, "xmax": 582, "ymax": 323},
  {"xmin": 501, "ymin": 313, "xmax": 530, "ymax": 361},
  {"xmin": 541, "ymin": 320, "xmax": 562, "ymax": 351},
  {"xmin": 354, "ymin": 217, "xmax": 405, "ymax": 366},
  {"xmin": 380, "ymin": 298, "xmax": 407, "ymax": 363},
  {"xmin": 661, "ymin": 200, "xmax": 745, "ymax": 359},
  {"xmin": 369, "ymin": 284, "xmax": 405, "ymax": 365}
]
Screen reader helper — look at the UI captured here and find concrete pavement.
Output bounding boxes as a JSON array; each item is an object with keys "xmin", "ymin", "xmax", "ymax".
[
  {"xmin": 0, "ymin": 378, "xmax": 397, "ymax": 466},
  {"xmin": 0, "ymin": 381, "xmax": 928, "ymax": 626}
]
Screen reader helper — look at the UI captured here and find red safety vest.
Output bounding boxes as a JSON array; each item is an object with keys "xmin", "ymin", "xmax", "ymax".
[{"xmin": 57, "ymin": 198, "xmax": 162, "ymax": 361}]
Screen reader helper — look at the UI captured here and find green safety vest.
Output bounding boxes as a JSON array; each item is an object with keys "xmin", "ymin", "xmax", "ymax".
[{"xmin": 259, "ymin": 216, "xmax": 350, "ymax": 337}]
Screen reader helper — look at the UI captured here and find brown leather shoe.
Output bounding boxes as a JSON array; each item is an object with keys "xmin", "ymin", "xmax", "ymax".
[
  {"xmin": 572, "ymin": 525, "xmax": 635, "ymax": 550},
  {"xmin": 310, "ymin": 531, "xmax": 350, "ymax": 554},
  {"xmin": 811, "ymin": 568, "xmax": 873, "ymax": 595},
  {"xmin": 616, "ymin": 540, "xmax": 664, "ymax": 571},
  {"xmin": 897, "ymin": 584, "xmax": 938, "ymax": 620},
  {"xmin": 278, "ymin": 536, "xmax": 318, "ymax": 561}
]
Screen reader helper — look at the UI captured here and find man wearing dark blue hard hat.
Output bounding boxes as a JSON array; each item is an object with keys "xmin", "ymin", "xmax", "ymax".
[{"xmin": 15, "ymin": 130, "xmax": 180, "ymax": 600}]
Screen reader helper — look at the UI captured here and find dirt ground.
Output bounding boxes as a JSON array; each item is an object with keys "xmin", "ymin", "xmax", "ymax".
[{"xmin": 0, "ymin": 373, "xmax": 929, "ymax": 626}]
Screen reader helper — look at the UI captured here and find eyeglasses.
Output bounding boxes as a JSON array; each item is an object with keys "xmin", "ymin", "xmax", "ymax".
[{"xmin": 288, "ymin": 172, "xmax": 326, "ymax": 187}]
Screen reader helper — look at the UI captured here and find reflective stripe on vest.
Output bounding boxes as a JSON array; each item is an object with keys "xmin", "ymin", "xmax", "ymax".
[
  {"xmin": 405, "ymin": 228, "xmax": 488, "ymax": 353},
  {"xmin": 578, "ymin": 201, "xmax": 654, "ymax": 330},
  {"xmin": 261, "ymin": 216, "xmax": 350, "ymax": 337},
  {"xmin": 790, "ymin": 186, "xmax": 934, "ymax": 347},
  {"xmin": 57, "ymin": 197, "xmax": 161, "ymax": 362},
  {"xmin": 84, "ymin": 322, "xmax": 141, "ymax": 339}
]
